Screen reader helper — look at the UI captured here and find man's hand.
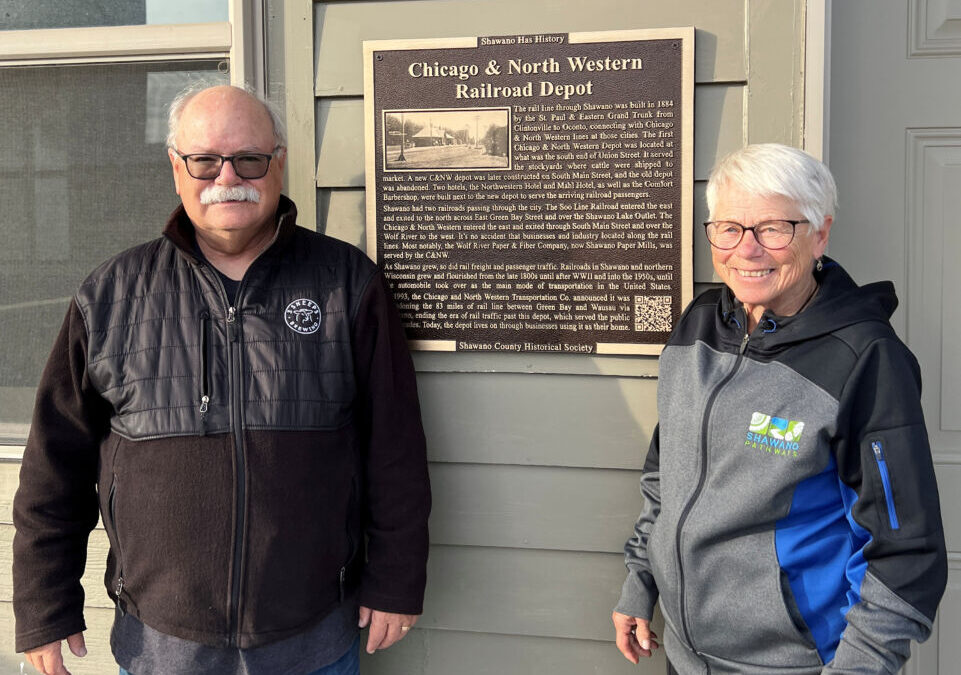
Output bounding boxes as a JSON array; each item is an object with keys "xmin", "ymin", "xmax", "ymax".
[
  {"xmin": 612, "ymin": 611, "xmax": 659, "ymax": 664},
  {"xmin": 25, "ymin": 632, "xmax": 87, "ymax": 675},
  {"xmin": 358, "ymin": 606, "xmax": 419, "ymax": 654}
]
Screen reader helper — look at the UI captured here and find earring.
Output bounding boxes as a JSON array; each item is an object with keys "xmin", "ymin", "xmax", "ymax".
[{"xmin": 816, "ymin": 258, "xmax": 823, "ymax": 272}]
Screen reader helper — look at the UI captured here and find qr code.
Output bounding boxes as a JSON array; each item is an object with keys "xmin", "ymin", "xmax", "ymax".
[{"xmin": 634, "ymin": 295, "xmax": 672, "ymax": 332}]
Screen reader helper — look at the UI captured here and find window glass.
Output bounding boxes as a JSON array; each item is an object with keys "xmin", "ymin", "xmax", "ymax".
[
  {"xmin": 0, "ymin": 60, "xmax": 228, "ymax": 441},
  {"xmin": 146, "ymin": 0, "xmax": 228, "ymax": 26},
  {"xmin": 0, "ymin": 0, "xmax": 228, "ymax": 31}
]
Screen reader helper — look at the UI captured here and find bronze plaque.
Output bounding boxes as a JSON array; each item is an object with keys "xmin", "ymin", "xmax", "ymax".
[{"xmin": 364, "ymin": 29, "xmax": 693, "ymax": 355}]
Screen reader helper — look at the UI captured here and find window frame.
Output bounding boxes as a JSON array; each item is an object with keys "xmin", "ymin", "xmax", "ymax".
[
  {"xmin": 0, "ymin": 0, "xmax": 264, "ymax": 460},
  {"xmin": 0, "ymin": 23, "xmax": 232, "ymax": 66}
]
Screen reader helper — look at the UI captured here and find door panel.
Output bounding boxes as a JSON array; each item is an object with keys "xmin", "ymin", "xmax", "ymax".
[{"xmin": 829, "ymin": 2, "xmax": 961, "ymax": 672}]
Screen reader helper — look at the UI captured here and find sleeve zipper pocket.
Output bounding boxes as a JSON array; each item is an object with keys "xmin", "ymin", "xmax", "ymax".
[{"xmin": 871, "ymin": 441, "xmax": 900, "ymax": 530}]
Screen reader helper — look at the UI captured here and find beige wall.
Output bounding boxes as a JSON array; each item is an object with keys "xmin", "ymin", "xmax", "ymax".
[
  {"xmin": 0, "ymin": 1, "xmax": 808, "ymax": 672},
  {"xmin": 303, "ymin": 1, "xmax": 806, "ymax": 672}
]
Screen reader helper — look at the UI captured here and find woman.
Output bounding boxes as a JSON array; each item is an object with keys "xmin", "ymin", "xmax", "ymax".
[{"xmin": 612, "ymin": 144, "xmax": 946, "ymax": 674}]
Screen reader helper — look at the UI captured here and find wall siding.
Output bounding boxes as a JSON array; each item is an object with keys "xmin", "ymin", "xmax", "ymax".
[
  {"xmin": 358, "ymin": 628, "xmax": 668, "ymax": 675},
  {"xmin": 0, "ymin": 0, "xmax": 807, "ymax": 671},
  {"xmin": 309, "ymin": 0, "xmax": 804, "ymax": 673}
]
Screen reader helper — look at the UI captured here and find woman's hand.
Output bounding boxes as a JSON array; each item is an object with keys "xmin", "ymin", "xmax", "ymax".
[{"xmin": 612, "ymin": 611, "xmax": 659, "ymax": 663}]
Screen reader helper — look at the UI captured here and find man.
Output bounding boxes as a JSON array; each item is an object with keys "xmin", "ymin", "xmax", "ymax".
[{"xmin": 13, "ymin": 85, "xmax": 431, "ymax": 675}]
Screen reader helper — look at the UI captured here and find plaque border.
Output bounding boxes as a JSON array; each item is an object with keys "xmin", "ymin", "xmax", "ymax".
[{"xmin": 363, "ymin": 27, "xmax": 694, "ymax": 356}]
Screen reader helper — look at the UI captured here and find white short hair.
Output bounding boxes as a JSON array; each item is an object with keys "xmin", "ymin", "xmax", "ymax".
[
  {"xmin": 166, "ymin": 83, "xmax": 287, "ymax": 150},
  {"xmin": 705, "ymin": 143, "xmax": 838, "ymax": 231}
]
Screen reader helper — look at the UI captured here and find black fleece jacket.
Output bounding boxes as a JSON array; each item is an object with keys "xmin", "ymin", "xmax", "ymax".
[{"xmin": 13, "ymin": 196, "xmax": 431, "ymax": 652}]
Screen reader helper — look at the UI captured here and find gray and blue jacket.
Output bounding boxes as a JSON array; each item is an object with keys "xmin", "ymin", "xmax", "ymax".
[{"xmin": 616, "ymin": 259, "xmax": 946, "ymax": 674}]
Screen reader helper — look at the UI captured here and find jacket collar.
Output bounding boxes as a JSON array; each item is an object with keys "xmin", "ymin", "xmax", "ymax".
[
  {"xmin": 162, "ymin": 194, "xmax": 299, "ymax": 263},
  {"xmin": 717, "ymin": 256, "xmax": 898, "ymax": 347}
]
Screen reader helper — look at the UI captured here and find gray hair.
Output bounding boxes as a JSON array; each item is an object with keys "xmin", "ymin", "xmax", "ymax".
[
  {"xmin": 166, "ymin": 83, "xmax": 288, "ymax": 150},
  {"xmin": 705, "ymin": 143, "xmax": 838, "ymax": 231}
]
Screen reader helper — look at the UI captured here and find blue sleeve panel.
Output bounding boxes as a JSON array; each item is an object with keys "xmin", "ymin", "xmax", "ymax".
[
  {"xmin": 838, "ymin": 480, "xmax": 870, "ymax": 619},
  {"xmin": 775, "ymin": 455, "xmax": 870, "ymax": 665}
]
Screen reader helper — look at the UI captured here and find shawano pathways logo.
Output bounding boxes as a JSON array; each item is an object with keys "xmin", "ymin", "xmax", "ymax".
[{"xmin": 745, "ymin": 412, "xmax": 804, "ymax": 458}]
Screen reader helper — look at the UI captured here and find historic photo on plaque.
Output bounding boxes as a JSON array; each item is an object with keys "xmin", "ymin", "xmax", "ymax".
[
  {"xmin": 384, "ymin": 108, "xmax": 511, "ymax": 170},
  {"xmin": 364, "ymin": 28, "xmax": 694, "ymax": 354}
]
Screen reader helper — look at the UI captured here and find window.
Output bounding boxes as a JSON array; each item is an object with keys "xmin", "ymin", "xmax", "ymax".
[
  {"xmin": 0, "ymin": 1, "xmax": 228, "ymax": 30},
  {"xmin": 0, "ymin": 1, "xmax": 254, "ymax": 447}
]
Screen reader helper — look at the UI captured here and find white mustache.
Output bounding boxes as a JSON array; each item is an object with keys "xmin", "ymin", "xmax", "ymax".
[{"xmin": 200, "ymin": 185, "xmax": 261, "ymax": 205}]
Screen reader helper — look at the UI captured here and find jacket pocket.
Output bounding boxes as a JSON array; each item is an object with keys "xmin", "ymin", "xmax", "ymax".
[
  {"xmin": 340, "ymin": 477, "xmax": 359, "ymax": 602},
  {"xmin": 778, "ymin": 570, "xmax": 818, "ymax": 650},
  {"xmin": 198, "ymin": 312, "xmax": 211, "ymax": 433},
  {"xmin": 107, "ymin": 475, "xmax": 127, "ymax": 611},
  {"xmin": 871, "ymin": 440, "xmax": 900, "ymax": 530}
]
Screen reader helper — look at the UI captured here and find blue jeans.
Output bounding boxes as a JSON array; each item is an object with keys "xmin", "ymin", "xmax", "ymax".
[
  {"xmin": 119, "ymin": 636, "xmax": 360, "ymax": 675},
  {"xmin": 313, "ymin": 636, "xmax": 360, "ymax": 675}
]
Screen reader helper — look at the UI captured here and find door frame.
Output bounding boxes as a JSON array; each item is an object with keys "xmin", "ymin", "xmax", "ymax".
[{"xmin": 804, "ymin": 0, "xmax": 830, "ymax": 161}]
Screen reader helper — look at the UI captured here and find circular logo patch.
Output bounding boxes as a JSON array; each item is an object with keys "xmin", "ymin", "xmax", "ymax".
[{"xmin": 284, "ymin": 298, "xmax": 322, "ymax": 335}]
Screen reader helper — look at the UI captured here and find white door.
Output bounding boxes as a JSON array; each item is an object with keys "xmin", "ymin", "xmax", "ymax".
[{"xmin": 827, "ymin": 1, "xmax": 961, "ymax": 673}]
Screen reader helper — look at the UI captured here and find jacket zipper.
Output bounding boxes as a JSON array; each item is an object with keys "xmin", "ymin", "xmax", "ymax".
[
  {"xmin": 199, "ymin": 312, "xmax": 211, "ymax": 434},
  {"xmin": 195, "ymin": 262, "xmax": 249, "ymax": 647},
  {"xmin": 108, "ymin": 476, "xmax": 126, "ymax": 614},
  {"xmin": 674, "ymin": 329, "xmax": 750, "ymax": 656},
  {"xmin": 226, "ymin": 302, "xmax": 247, "ymax": 646},
  {"xmin": 871, "ymin": 441, "xmax": 900, "ymax": 529},
  {"xmin": 190, "ymin": 225, "xmax": 284, "ymax": 646}
]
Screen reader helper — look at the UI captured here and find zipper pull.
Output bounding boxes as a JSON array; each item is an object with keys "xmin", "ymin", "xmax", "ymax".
[
  {"xmin": 339, "ymin": 567, "xmax": 346, "ymax": 602},
  {"xmin": 227, "ymin": 306, "xmax": 238, "ymax": 342},
  {"xmin": 739, "ymin": 332, "xmax": 750, "ymax": 354},
  {"xmin": 114, "ymin": 576, "xmax": 126, "ymax": 615},
  {"xmin": 199, "ymin": 394, "xmax": 210, "ymax": 437},
  {"xmin": 872, "ymin": 441, "xmax": 884, "ymax": 461}
]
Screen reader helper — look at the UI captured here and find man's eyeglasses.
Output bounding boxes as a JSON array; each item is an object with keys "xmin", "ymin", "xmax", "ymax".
[
  {"xmin": 703, "ymin": 219, "xmax": 809, "ymax": 250},
  {"xmin": 174, "ymin": 147, "xmax": 282, "ymax": 180}
]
